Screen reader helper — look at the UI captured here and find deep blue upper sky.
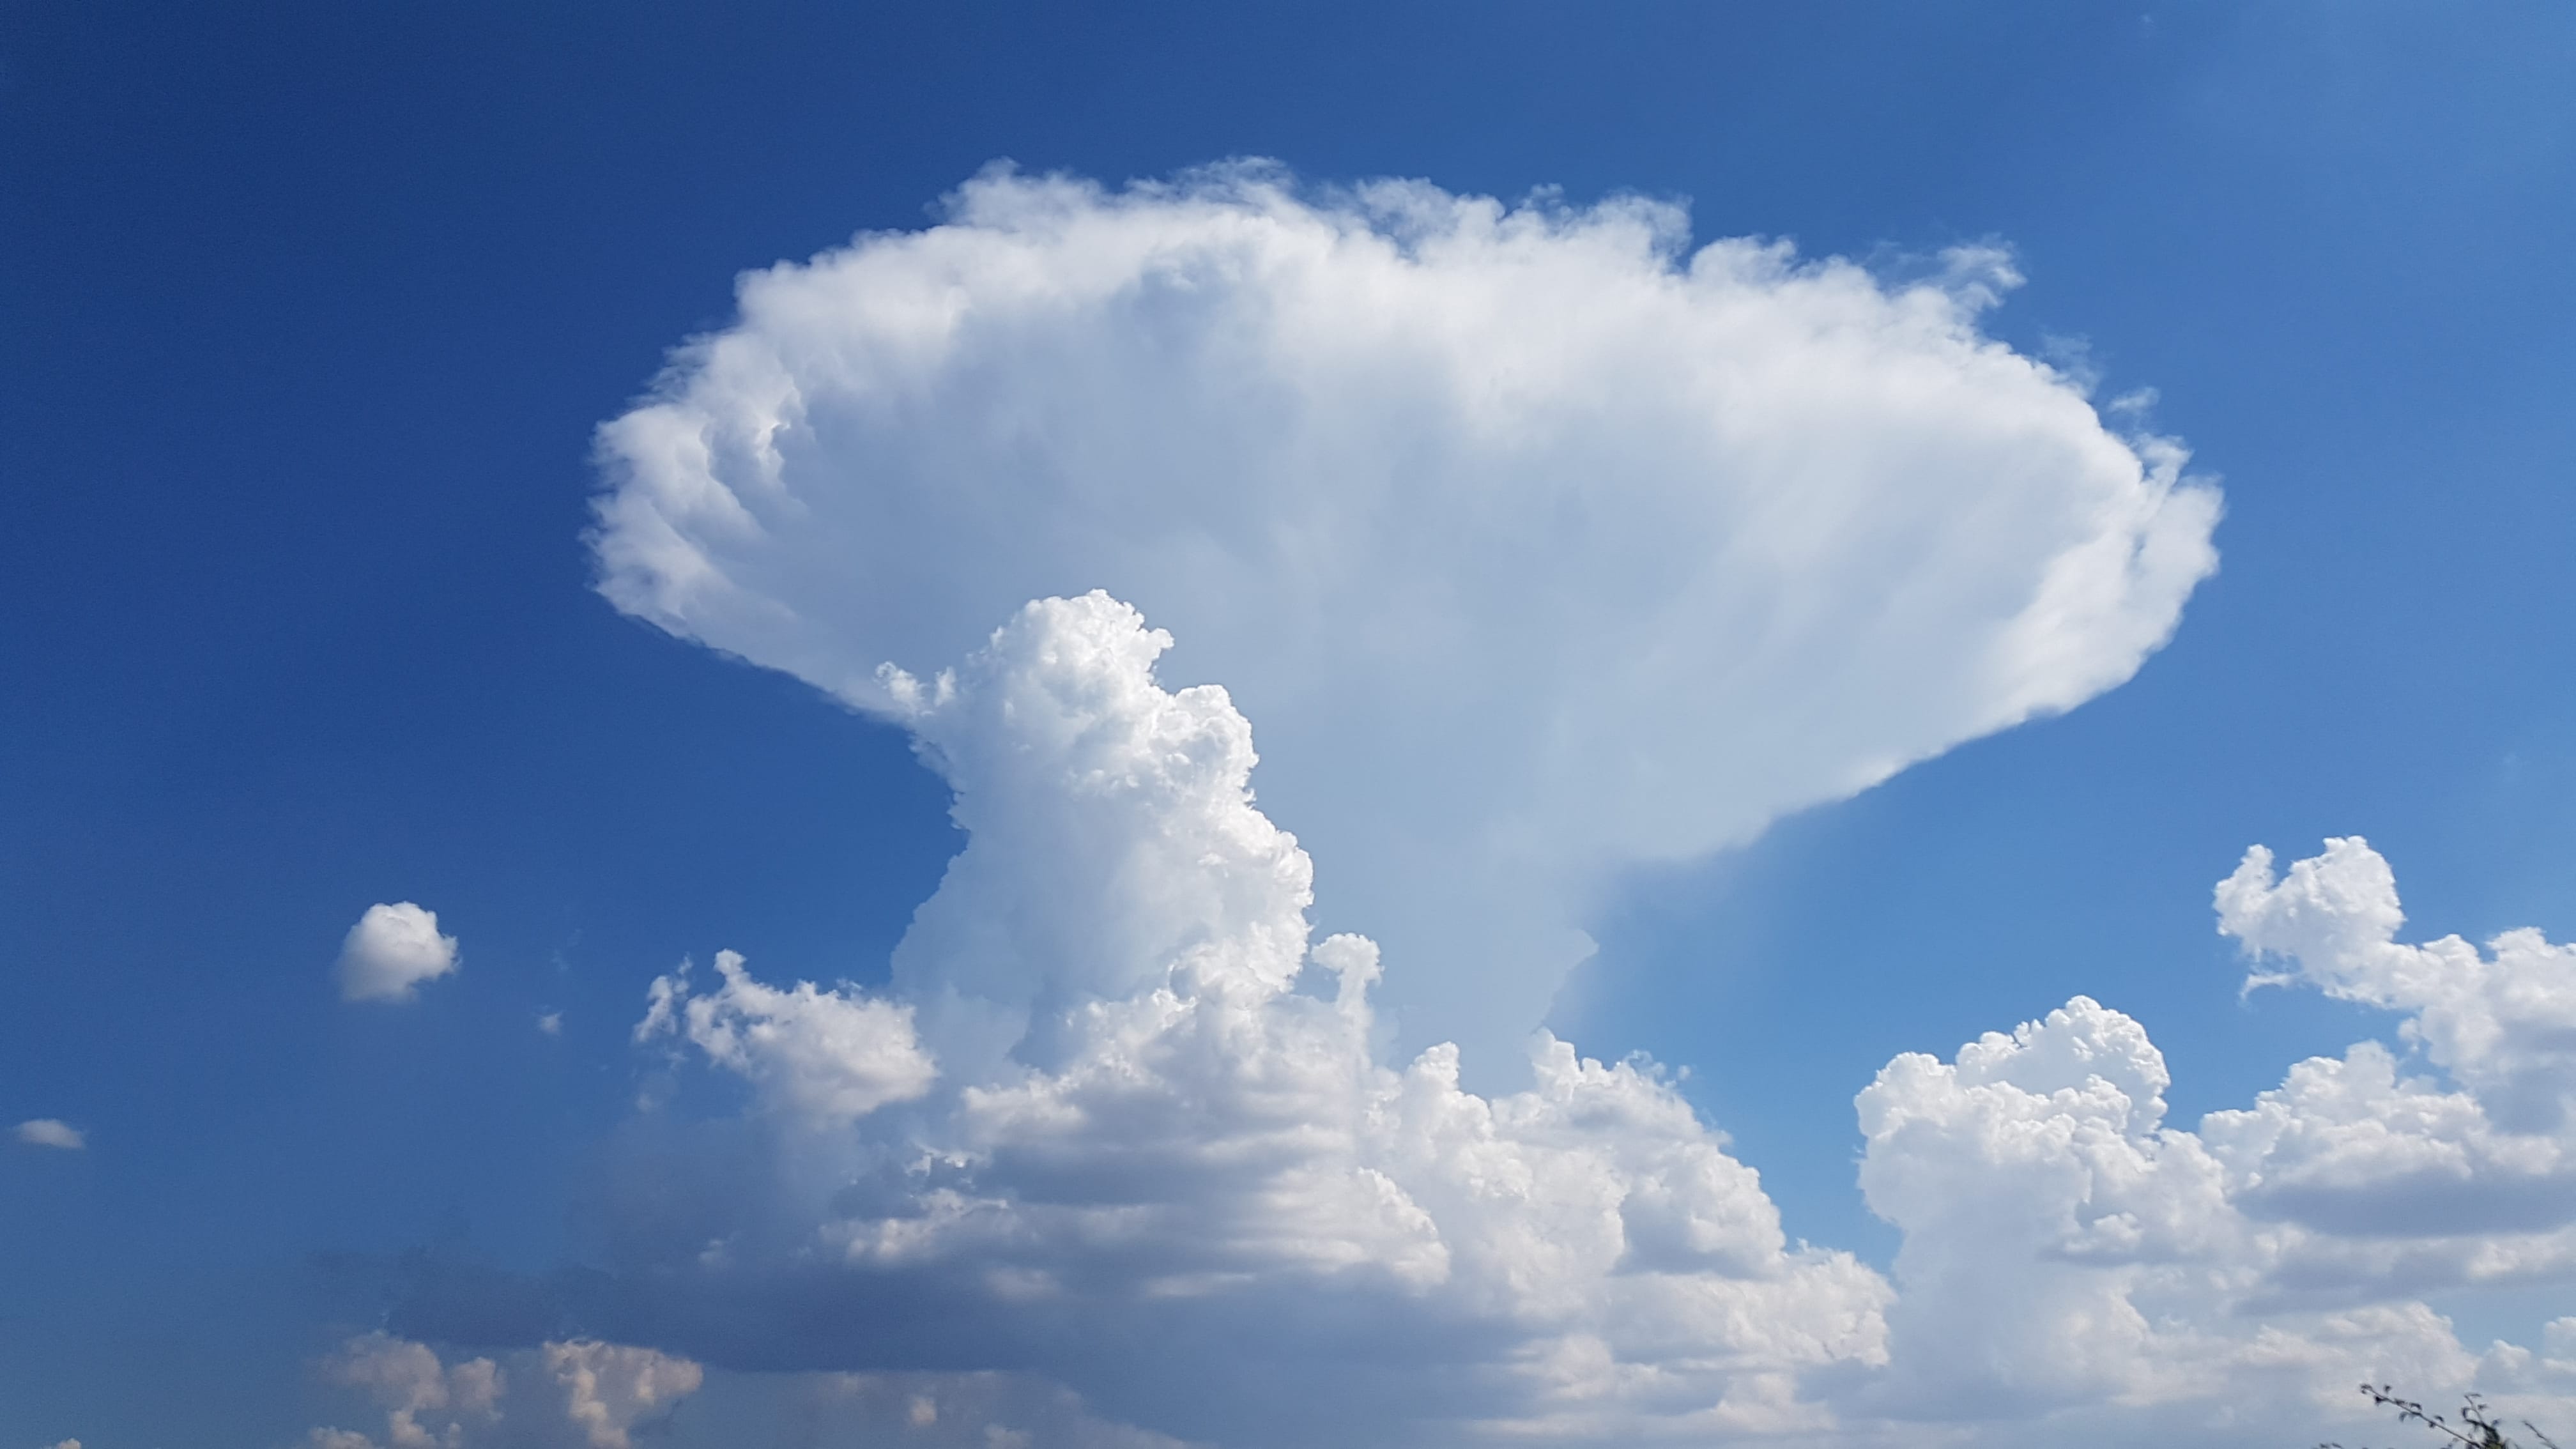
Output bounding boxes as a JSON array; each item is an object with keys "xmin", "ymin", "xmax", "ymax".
[{"xmin": 4, "ymin": 3, "xmax": 2573, "ymax": 1443}]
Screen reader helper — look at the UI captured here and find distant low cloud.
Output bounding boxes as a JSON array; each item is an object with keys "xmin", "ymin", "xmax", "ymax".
[
  {"xmin": 321, "ymin": 1330, "xmax": 501, "ymax": 1449},
  {"xmin": 546, "ymin": 1340, "xmax": 705, "ymax": 1449},
  {"xmin": 590, "ymin": 162, "xmax": 2220, "ymax": 1069},
  {"xmin": 757, "ymin": 1370, "xmax": 1192, "ymax": 1448},
  {"xmin": 337, "ymin": 902, "xmax": 459, "ymax": 1004},
  {"xmin": 1851, "ymin": 835, "xmax": 2576, "ymax": 1437},
  {"xmin": 14, "ymin": 1118, "xmax": 85, "ymax": 1150},
  {"xmin": 307, "ymin": 1333, "xmax": 700, "ymax": 1449}
]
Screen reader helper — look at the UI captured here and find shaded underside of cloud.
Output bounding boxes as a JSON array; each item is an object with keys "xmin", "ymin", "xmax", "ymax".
[{"xmin": 588, "ymin": 161, "xmax": 2220, "ymax": 1066}]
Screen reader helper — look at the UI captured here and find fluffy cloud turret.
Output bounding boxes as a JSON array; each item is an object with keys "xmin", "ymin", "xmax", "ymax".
[
  {"xmin": 590, "ymin": 163, "xmax": 2220, "ymax": 1065},
  {"xmin": 308, "ymin": 1333, "xmax": 702, "ymax": 1449}
]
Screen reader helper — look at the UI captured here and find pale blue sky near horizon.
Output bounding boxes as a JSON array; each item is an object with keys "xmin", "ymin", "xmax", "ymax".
[{"xmin": 4, "ymin": 3, "xmax": 2573, "ymax": 1443}]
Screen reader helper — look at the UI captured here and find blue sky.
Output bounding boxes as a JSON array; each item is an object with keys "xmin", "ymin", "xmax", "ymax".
[{"xmin": 5, "ymin": 4, "xmax": 2575, "ymax": 1446}]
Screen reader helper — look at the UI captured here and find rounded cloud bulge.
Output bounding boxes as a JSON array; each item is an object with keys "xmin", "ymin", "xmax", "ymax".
[
  {"xmin": 590, "ymin": 161, "xmax": 2221, "ymax": 1062},
  {"xmin": 338, "ymin": 901, "xmax": 461, "ymax": 1004}
]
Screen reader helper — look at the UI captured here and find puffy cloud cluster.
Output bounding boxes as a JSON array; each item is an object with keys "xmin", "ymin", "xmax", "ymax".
[
  {"xmin": 339, "ymin": 902, "xmax": 460, "ymax": 1004},
  {"xmin": 1849, "ymin": 838, "xmax": 2576, "ymax": 1442},
  {"xmin": 717, "ymin": 1369, "xmax": 1195, "ymax": 1449},
  {"xmin": 2220, "ymin": 838, "xmax": 2576, "ymax": 1139},
  {"xmin": 309, "ymin": 1333, "xmax": 700, "ymax": 1449},
  {"xmin": 599, "ymin": 596, "xmax": 2576, "ymax": 1447},
  {"xmin": 318, "ymin": 1344, "xmax": 1191, "ymax": 1449},
  {"xmin": 319, "ymin": 1331, "xmax": 503, "ymax": 1449},
  {"xmin": 2207, "ymin": 840, "xmax": 2576, "ymax": 1275},
  {"xmin": 589, "ymin": 162, "xmax": 2219, "ymax": 1068}
]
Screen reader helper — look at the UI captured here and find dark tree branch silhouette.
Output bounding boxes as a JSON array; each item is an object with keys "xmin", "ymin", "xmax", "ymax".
[{"xmin": 2320, "ymin": 1383, "xmax": 2564, "ymax": 1449}]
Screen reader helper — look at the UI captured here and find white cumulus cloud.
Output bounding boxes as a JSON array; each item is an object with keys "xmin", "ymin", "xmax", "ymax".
[
  {"xmin": 546, "ymin": 1340, "xmax": 705, "ymax": 1449},
  {"xmin": 2220, "ymin": 837, "xmax": 2576, "ymax": 1139},
  {"xmin": 1847, "ymin": 836, "xmax": 2576, "ymax": 1442},
  {"xmin": 625, "ymin": 594, "xmax": 1887, "ymax": 1445},
  {"xmin": 14, "ymin": 1117, "xmax": 85, "ymax": 1150},
  {"xmin": 592, "ymin": 599, "xmax": 2576, "ymax": 1447},
  {"xmin": 588, "ymin": 162, "xmax": 2220, "ymax": 1067},
  {"xmin": 307, "ymin": 1334, "xmax": 702, "ymax": 1449},
  {"xmin": 802, "ymin": 1373, "xmax": 1192, "ymax": 1449},
  {"xmin": 338, "ymin": 902, "xmax": 461, "ymax": 1004},
  {"xmin": 637, "ymin": 951, "xmax": 935, "ymax": 1126},
  {"xmin": 319, "ymin": 1330, "xmax": 503, "ymax": 1449}
]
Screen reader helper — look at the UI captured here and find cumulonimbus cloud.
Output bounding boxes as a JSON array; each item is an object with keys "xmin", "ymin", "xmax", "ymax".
[
  {"xmin": 582, "ymin": 597, "xmax": 2576, "ymax": 1446},
  {"xmin": 565, "ymin": 162, "xmax": 2576, "ymax": 1445},
  {"xmin": 588, "ymin": 162, "xmax": 2221, "ymax": 1065}
]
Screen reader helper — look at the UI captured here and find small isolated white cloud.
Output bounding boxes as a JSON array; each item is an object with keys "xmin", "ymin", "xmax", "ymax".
[
  {"xmin": 45, "ymin": 1439, "xmax": 83, "ymax": 1449},
  {"xmin": 546, "ymin": 1340, "xmax": 704, "ymax": 1449},
  {"xmin": 14, "ymin": 1118, "xmax": 84, "ymax": 1150},
  {"xmin": 305, "ymin": 1432, "xmax": 376, "ymax": 1449},
  {"xmin": 337, "ymin": 902, "xmax": 460, "ymax": 1004},
  {"xmin": 538, "ymin": 1012, "xmax": 564, "ymax": 1036},
  {"xmin": 590, "ymin": 162, "xmax": 2219, "ymax": 1068}
]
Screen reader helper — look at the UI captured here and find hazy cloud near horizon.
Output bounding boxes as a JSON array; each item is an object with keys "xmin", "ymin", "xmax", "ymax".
[{"xmin": 305, "ymin": 1331, "xmax": 702, "ymax": 1449}]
